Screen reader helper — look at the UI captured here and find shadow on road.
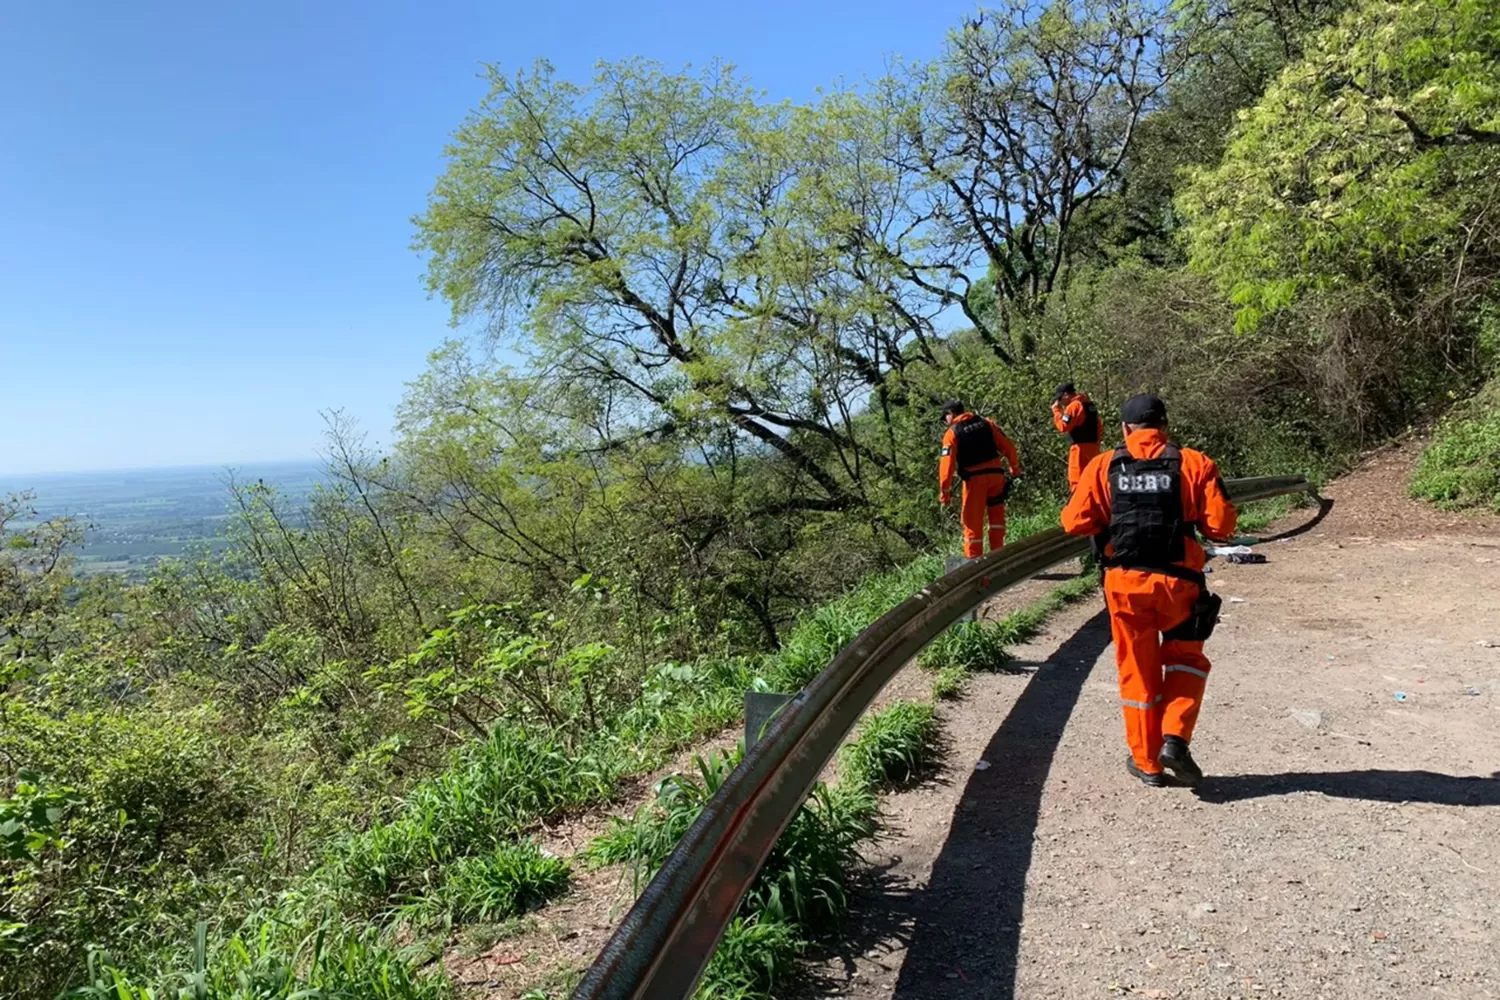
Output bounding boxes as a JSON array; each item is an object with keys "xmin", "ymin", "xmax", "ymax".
[
  {"xmin": 1194, "ymin": 769, "xmax": 1500, "ymax": 806},
  {"xmin": 1254, "ymin": 495, "xmax": 1335, "ymax": 543},
  {"xmin": 888, "ymin": 609, "xmax": 1113, "ymax": 1000}
]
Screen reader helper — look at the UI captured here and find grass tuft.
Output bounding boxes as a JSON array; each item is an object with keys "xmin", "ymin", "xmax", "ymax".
[
  {"xmin": 930, "ymin": 663, "xmax": 968, "ymax": 700},
  {"xmin": 840, "ymin": 702, "xmax": 940, "ymax": 789},
  {"xmin": 64, "ymin": 914, "xmax": 454, "ymax": 1000},
  {"xmin": 335, "ymin": 725, "xmax": 617, "ymax": 907},
  {"xmin": 401, "ymin": 840, "xmax": 571, "ymax": 926},
  {"xmin": 585, "ymin": 747, "xmax": 738, "ymax": 876},
  {"xmin": 918, "ymin": 618, "xmax": 1014, "ymax": 673}
]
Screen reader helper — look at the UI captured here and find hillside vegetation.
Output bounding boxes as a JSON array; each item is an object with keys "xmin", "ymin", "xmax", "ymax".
[{"xmin": 4, "ymin": 1, "xmax": 1499, "ymax": 997}]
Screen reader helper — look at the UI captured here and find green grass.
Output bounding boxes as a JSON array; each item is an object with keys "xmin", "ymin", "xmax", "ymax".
[
  {"xmin": 839, "ymin": 702, "xmax": 940, "ymax": 789},
  {"xmin": 764, "ymin": 506, "xmax": 1063, "ymax": 691},
  {"xmin": 1234, "ymin": 493, "xmax": 1304, "ymax": 535},
  {"xmin": 64, "ymin": 916, "xmax": 453, "ymax": 1000},
  {"xmin": 1411, "ymin": 376, "xmax": 1500, "ymax": 511},
  {"xmin": 584, "ymin": 737, "xmax": 883, "ymax": 1000},
  {"xmin": 930, "ymin": 663, "xmax": 968, "ymax": 700},
  {"xmin": 586, "ymin": 747, "xmax": 739, "ymax": 877},
  {"xmin": 399, "ymin": 840, "xmax": 571, "ymax": 927},
  {"xmin": 769, "ymin": 556, "xmax": 946, "ymax": 689},
  {"xmin": 695, "ymin": 894, "xmax": 803, "ymax": 1000},
  {"xmin": 918, "ymin": 569, "xmax": 1099, "ymax": 675},
  {"xmin": 334, "ymin": 725, "xmax": 620, "ymax": 908}
]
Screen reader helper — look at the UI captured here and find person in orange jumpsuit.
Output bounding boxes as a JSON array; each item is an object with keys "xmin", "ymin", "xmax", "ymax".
[
  {"xmin": 1061, "ymin": 394, "xmax": 1238, "ymax": 786},
  {"xmin": 1052, "ymin": 382, "xmax": 1104, "ymax": 492},
  {"xmin": 939, "ymin": 400, "xmax": 1023, "ymax": 559}
]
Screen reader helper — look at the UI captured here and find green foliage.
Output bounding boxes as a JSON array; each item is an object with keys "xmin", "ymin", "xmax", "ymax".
[
  {"xmin": 839, "ymin": 702, "xmax": 940, "ymax": 789},
  {"xmin": 0, "ymin": 701, "xmax": 267, "ymax": 998},
  {"xmin": 769, "ymin": 556, "xmax": 945, "ymax": 689},
  {"xmin": 1412, "ymin": 376, "xmax": 1500, "ymax": 510},
  {"xmin": 930, "ymin": 664, "xmax": 969, "ymax": 701},
  {"xmin": 586, "ymin": 748, "xmax": 738, "ymax": 874},
  {"xmin": 0, "ymin": 771, "xmax": 80, "ymax": 863},
  {"xmin": 694, "ymin": 897, "xmax": 802, "ymax": 1000},
  {"xmin": 408, "ymin": 841, "xmax": 571, "ymax": 926},
  {"xmin": 918, "ymin": 619, "xmax": 1014, "ymax": 673},
  {"xmin": 1181, "ymin": 0, "xmax": 1500, "ymax": 328},
  {"xmin": 921, "ymin": 570, "xmax": 1099, "ymax": 676},
  {"xmin": 335, "ymin": 725, "xmax": 618, "ymax": 906},
  {"xmin": 1, "ymin": 492, "xmax": 84, "ymax": 671},
  {"xmin": 587, "ymin": 745, "xmax": 876, "ymax": 999},
  {"xmin": 65, "ymin": 915, "xmax": 453, "ymax": 1000}
]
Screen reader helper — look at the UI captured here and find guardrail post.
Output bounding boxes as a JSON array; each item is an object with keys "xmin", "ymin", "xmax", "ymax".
[{"xmin": 744, "ymin": 691, "xmax": 794, "ymax": 749}]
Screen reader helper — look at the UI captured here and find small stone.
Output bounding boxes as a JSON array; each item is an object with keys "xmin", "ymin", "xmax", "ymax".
[{"xmin": 1198, "ymin": 903, "xmax": 1218, "ymax": 913}]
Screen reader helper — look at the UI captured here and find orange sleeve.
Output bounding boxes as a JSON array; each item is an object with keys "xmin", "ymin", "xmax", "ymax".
[
  {"xmin": 991, "ymin": 422, "xmax": 1022, "ymax": 475},
  {"xmin": 1061, "ymin": 452, "xmax": 1111, "ymax": 536},
  {"xmin": 1187, "ymin": 452, "xmax": 1238, "ymax": 542},
  {"xmin": 1052, "ymin": 399, "xmax": 1086, "ymax": 435},
  {"xmin": 939, "ymin": 427, "xmax": 958, "ymax": 494}
]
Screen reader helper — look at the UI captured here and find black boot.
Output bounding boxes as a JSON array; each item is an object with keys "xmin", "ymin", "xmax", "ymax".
[
  {"xmin": 1159, "ymin": 736, "xmax": 1203, "ymax": 786},
  {"xmin": 1125, "ymin": 755, "xmax": 1166, "ymax": 787}
]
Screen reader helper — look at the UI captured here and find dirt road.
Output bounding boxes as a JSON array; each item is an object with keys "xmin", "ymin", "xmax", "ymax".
[{"xmin": 798, "ymin": 445, "xmax": 1500, "ymax": 1000}]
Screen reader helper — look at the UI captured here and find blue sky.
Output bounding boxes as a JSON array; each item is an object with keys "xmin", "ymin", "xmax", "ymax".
[{"xmin": 0, "ymin": 0, "xmax": 974, "ymax": 476}]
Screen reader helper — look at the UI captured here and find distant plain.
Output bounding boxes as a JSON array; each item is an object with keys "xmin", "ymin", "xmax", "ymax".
[{"xmin": 0, "ymin": 462, "xmax": 323, "ymax": 576}]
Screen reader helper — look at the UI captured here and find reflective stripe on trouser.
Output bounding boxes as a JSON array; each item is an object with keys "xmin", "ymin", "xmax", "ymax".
[
  {"xmin": 1161, "ymin": 643, "xmax": 1211, "ymax": 742},
  {"xmin": 959, "ymin": 474, "xmax": 1008, "ymax": 559},
  {"xmin": 1104, "ymin": 571, "xmax": 1213, "ymax": 775}
]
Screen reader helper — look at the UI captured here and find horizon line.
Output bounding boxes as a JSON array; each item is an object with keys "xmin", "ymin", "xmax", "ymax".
[{"xmin": 0, "ymin": 457, "xmax": 326, "ymax": 482}]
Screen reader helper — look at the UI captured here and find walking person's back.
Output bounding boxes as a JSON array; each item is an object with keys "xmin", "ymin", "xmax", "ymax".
[{"xmin": 1061, "ymin": 394, "xmax": 1238, "ymax": 786}]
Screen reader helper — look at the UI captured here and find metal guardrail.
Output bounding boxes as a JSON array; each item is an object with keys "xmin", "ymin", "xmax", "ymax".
[{"xmin": 572, "ymin": 475, "xmax": 1310, "ymax": 1000}]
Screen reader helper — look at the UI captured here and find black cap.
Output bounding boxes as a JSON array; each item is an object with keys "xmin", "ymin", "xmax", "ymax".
[
  {"xmin": 941, "ymin": 399, "xmax": 966, "ymax": 417},
  {"xmin": 1120, "ymin": 393, "xmax": 1168, "ymax": 427},
  {"xmin": 1053, "ymin": 382, "xmax": 1076, "ymax": 401}
]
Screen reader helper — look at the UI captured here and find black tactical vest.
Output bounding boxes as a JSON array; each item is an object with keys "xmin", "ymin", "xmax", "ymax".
[
  {"xmin": 1067, "ymin": 399, "xmax": 1101, "ymax": 445},
  {"xmin": 952, "ymin": 416, "xmax": 1000, "ymax": 475},
  {"xmin": 1105, "ymin": 444, "xmax": 1189, "ymax": 569}
]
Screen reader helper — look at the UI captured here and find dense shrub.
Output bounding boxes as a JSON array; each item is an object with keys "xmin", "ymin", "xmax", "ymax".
[{"xmin": 1411, "ymin": 377, "xmax": 1500, "ymax": 511}]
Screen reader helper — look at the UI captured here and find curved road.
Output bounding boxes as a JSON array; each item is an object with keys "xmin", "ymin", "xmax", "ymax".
[{"xmin": 797, "ymin": 444, "xmax": 1500, "ymax": 1000}]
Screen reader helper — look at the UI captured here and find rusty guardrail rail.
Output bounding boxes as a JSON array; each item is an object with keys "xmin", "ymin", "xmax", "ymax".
[{"xmin": 572, "ymin": 475, "xmax": 1310, "ymax": 1000}]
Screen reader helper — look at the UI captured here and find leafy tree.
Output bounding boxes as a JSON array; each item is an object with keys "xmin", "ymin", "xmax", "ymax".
[
  {"xmin": 879, "ymin": 0, "xmax": 1187, "ymax": 358},
  {"xmin": 1, "ymin": 493, "xmax": 83, "ymax": 679},
  {"xmin": 415, "ymin": 60, "xmax": 907, "ymax": 515},
  {"xmin": 1180, "ymin": 0, "xmax": 1500, "ymax": 329}
]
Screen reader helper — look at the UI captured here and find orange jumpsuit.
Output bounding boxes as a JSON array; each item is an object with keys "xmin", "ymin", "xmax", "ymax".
[
  {"xmin": 1061, "ymin": 429, "xmax": 1238, "ymax": 776},
  {"xmin": 1052, "ymin": 393, "xmax": 1104, "ymax": 492},
  {"xmin": 939, "ymin": 414, "xmax": 1023, "ymax": 559}
]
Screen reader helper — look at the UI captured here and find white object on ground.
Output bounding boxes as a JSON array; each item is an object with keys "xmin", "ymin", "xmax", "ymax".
[{"xmin": 1207, "ymin": 545, "xmax": 1253, "ymax": 557}]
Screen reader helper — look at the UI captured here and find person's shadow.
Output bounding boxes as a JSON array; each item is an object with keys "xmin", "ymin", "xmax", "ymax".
[
  {"xmin": 889, "ymin": 609, "xmax": 1113, "ymax": 999},
  {"xmin": 1194, "ymin": 770, "xmax": 1500, "ymax": 806}
]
